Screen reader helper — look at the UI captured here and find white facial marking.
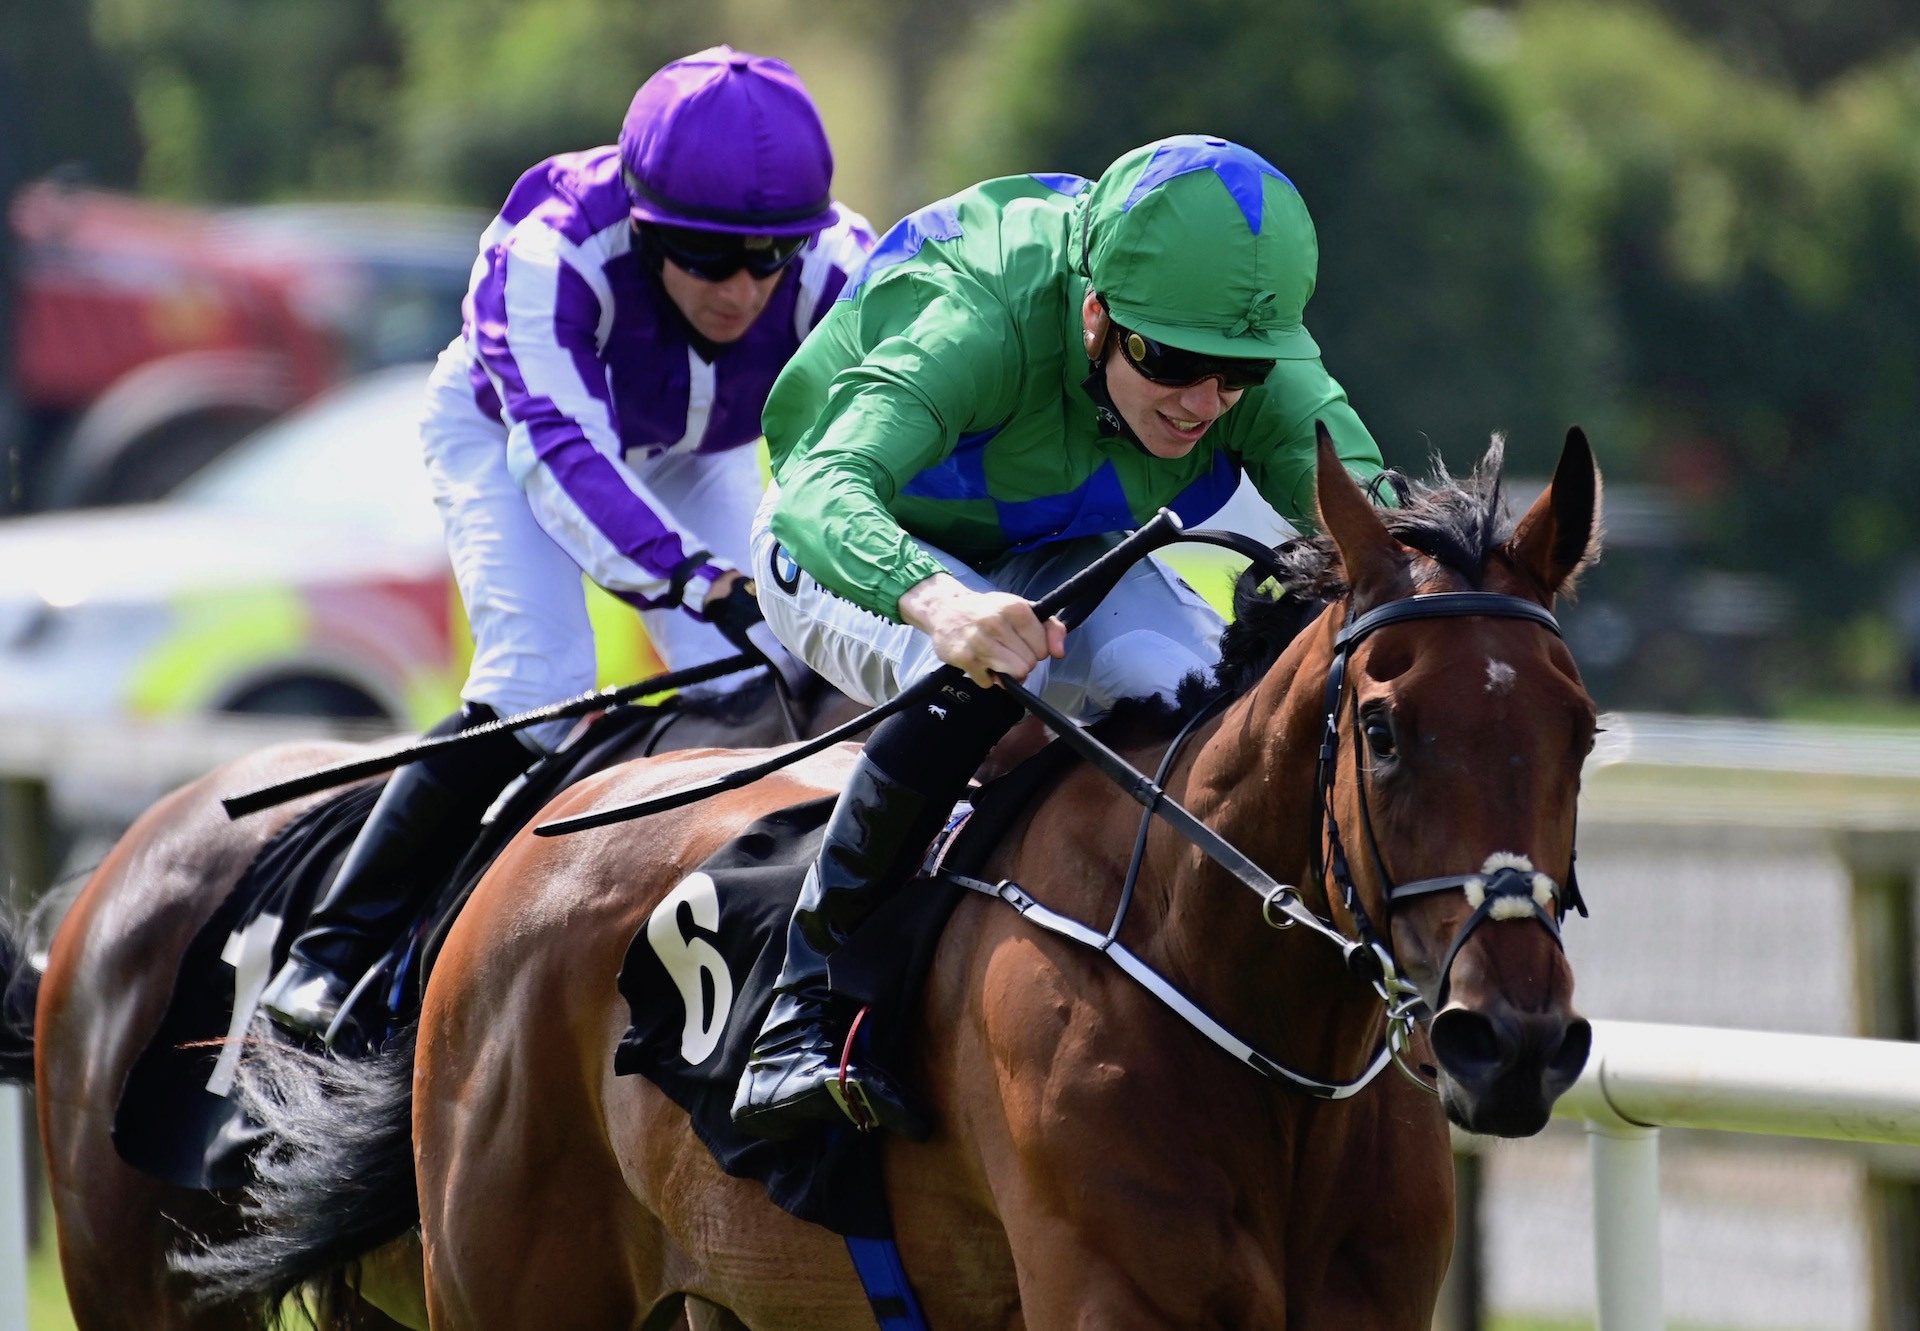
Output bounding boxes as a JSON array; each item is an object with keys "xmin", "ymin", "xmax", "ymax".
[{"xmin": 1485, "ymin": 659, "xmax": 1517, "ymax": 694}]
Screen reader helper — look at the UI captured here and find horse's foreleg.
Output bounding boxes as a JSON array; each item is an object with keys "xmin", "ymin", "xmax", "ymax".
[
  {"xmin": 43, "ymin": 1142, "xmax": 256, "ymax": 1331},
  {"xmin": 417, "ymin": 1070, "xmax": 651, "ymax": 1330}
]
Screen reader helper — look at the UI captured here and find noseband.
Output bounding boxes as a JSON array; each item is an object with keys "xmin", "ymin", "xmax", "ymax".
[
  {"xmin": 947, "ymin": 566, "xmax": 1593, "ymax": 1100},
  {"xmin": 1314, "ymin": 593, "xmax": 1588, "ymax": 1017}
]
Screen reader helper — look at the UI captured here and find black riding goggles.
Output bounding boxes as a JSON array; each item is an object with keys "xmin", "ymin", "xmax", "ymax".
[
  {"xmin": 646, "ymin": 224, "xmax": 807, "ymax": 282},
  {"xmin": 1113, "ymin": 322, "xmax": 1276, "ymax": 392}
]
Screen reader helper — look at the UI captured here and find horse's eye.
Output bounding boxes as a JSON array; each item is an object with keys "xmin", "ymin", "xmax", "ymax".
[{"xmin": 1362, "ymin": 708, "xmax": 1397, "ymax": 760}]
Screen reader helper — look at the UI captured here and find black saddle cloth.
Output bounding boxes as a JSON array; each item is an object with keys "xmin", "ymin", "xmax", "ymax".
[
  {"xmin": 114, "ymin": 783, "xmax": 376, "ymax": 1189},
  {"xmin": 113, "ymin": 702, "xmax": 679, "ymax": 1191},
  {"xmin": 612, "ymin": 746, "xmax": 1073, "ymax": 1238}
]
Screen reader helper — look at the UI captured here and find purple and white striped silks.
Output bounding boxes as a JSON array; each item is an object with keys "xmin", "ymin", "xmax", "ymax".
[{"xmin": 450, "ymin": 145, "xmax": 872, "ymax": 612}]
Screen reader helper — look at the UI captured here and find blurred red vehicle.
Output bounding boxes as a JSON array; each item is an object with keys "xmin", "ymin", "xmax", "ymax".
[{"xmin": 6, "ymin": 178, "xmax": 480, "ymax": 510}]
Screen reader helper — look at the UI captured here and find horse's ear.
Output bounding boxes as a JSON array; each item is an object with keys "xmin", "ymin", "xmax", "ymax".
[
  {"xmin": 1510, "ymin": 426, "xmax": 1603, "ymax": 599},
  {"xmin": 1314, "ymin": 421, "xmax": 1400, "ymax": 606}
]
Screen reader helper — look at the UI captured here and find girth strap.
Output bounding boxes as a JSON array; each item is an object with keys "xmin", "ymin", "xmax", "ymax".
[{"xmin": 844, "ymin": 1235, "xmax": 931, "ymax": 1330}]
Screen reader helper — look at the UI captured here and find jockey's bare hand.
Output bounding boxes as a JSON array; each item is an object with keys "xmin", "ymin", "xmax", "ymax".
[
  {"xmin": 706, "ymin": 569, "xmax": 746, "ymax": 602},
  {"xmin": 899, "ymin": 573, "xmax": 1066, "ymax": 688}
]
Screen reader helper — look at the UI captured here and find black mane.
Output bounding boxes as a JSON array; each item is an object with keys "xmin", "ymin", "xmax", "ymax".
[{"xmin": 1101, "ymin": 440, "xmax": 1516, "ymax": 741}]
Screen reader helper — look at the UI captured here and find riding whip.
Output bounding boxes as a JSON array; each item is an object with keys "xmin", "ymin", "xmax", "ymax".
[
  {"xmin": 222, "ymin": 651, "xmax": 765, "ymax": 819},
  {"xmin": 535, "ymin": 509, "xmax": 1189, "ymax": 836}
]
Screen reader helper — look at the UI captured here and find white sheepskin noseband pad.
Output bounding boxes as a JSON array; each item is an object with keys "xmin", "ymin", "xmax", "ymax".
[{"xmin": 1463, "ymin": 853, "xmax": 1558, "ymax": 920}]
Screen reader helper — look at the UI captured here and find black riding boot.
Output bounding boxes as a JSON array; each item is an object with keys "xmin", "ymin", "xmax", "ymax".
[
  {"xmin": 259, "ymin": 702, "xmax": 529, "ymax": 1044},
  {"xmin": 731, "ymin": 676, "xmax": 1021, "ymax": 1141}
]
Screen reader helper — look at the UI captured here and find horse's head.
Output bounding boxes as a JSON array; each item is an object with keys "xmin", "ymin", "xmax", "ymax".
[{"xmin": 1313, "ymin": 424, "xmax": 1599, "ymax": 1136}]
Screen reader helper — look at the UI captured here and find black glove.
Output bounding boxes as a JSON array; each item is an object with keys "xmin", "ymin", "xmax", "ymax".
[{"xmin": 705, "ymin": 577, "xmax": 768, "ymax": 658}]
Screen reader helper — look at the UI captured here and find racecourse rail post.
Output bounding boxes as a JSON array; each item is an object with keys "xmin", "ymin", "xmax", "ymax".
[
  {"xmin": 1844, "ymin": 830, "xmax": 1920, "ymax": 1331},
  {"xmin": 0, "ymin": 776, "xmax": 41, "ymax": 1331},
  {"xmin": 1586, "ymin": 1119, "xmax": 1663, "ymax": 1331},
  {"xmin": 0, "ymin": 1084, "xmax": 26, "ymax": 1331},
  {"xmin": 1434, "ymin": 1144, "xmax": 1486, "ymax": 1331}
]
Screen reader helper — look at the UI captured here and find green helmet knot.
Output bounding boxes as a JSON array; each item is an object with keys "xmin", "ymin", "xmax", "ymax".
[{"xmin": 1228, "ymin": 289, "xmax": 1281, "ymax": 338}]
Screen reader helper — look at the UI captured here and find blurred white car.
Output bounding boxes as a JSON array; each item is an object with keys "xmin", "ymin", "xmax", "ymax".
[{"xmin": 0, "ymin": 363, "xmax": 659, "ymax": 727}]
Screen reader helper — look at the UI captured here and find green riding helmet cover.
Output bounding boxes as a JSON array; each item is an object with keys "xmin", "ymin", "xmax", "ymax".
[{"xmin": 1080, "ymin": 135, "xmax": 1321, "ymax": 361}]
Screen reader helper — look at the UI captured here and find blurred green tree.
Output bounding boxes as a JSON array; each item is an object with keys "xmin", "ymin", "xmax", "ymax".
[
  {"xmin": 383, "ymin": 0, "xmax": 711, "ymax": 207},
  {"xmin": 91, "ymin": 0, "xmax": 397, "ymax": 199},
  {"xmin": 929, "ymin": 0, "xmax": 1604, "ymax": 477},
  {"xmin": 86, "ymin": 0, "xmax": 717, "ymax": 205},
  {"xmin": 1638, "ymin": 0, "xmax": 1920, "ymax": 91},
  {"xmin": 1499, "ymin": 2, "xmax": 1920, "ymax": 631},
  {"xmin": 1, "ymin": 1, "xmax": 141, "ymax": 187}
]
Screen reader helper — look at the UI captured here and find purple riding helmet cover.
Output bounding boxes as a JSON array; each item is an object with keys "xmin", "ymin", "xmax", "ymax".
[{"xmin": 620, "ymin": 45, "xmax": 839, "ymax": 237}]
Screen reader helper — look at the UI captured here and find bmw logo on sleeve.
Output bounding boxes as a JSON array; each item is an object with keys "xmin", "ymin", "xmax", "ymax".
[{"xmin": 770, "ymin": 543, "xmax": 804, "ymax": 594}]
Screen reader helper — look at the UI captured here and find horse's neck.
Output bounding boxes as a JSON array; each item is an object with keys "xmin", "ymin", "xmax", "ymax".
[{"xmin": 1137, "ymin": 621, "xmax": 1386, "ymax": 1080}]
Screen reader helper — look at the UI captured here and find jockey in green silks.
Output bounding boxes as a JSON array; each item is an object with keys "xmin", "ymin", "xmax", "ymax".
[{"xmin": 732, "ymin": 135, "xmax": 1389, "ymax": 1139}]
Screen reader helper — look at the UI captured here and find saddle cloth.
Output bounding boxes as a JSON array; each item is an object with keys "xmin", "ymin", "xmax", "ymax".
[
  {"xmin": 113, "ymin": 703, "xmax": 676, "ymax": 1191},
  {"xmin": 114, "ymin": 782, "xmax": 378, "ymax": 1190},
  {"xmin": 611, "ymin": 745, "xmax": 1073, "ymax": 1239}
]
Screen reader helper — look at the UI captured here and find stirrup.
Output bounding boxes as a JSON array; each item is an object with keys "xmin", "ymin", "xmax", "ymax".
[
  {"xmin": 258, "ymin": 962, "xmax": 348, "ymax": 1045},
  {"xmin": 825, "ymin": 1006, "xmax": 933, "ymax": 1141},
  {"xmin": 830, "ymin": 1006, "xmax": 880, "ymax": 1131}
]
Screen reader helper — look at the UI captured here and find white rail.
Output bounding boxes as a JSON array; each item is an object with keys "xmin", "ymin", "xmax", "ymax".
[
  {"xmin": 1552, "ymin": 1019, "xmax": 1920, "ymax": 1330},
  {"xmin": 0, "ymin": 710, "xmax": 384, "ymax": 788},
  {"xmin": 1, "ymin": 1088, "xmax": 27, "ymax": 1331}
]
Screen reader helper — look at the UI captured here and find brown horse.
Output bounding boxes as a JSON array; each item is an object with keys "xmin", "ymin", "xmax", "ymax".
[
  {"xmin": 31, "ymin": 430, "xmax": 1598, "ymax": 1328},
  {"xmin": 384, "ymin": 431, "xmax": 1596, "ymax": 1327},
  {"xmin": 0, "ymin": 677, "xmax": 855, "ymax": 1330}
]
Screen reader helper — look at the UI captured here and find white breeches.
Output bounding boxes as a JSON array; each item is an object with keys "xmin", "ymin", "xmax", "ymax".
[
  {"xmin": 420, "ymin": 351, "xmax": 796, "ymax": 749},
  {"xmin": 748, "ymin": 483, "xmax": 1223, "ymax": 718}
]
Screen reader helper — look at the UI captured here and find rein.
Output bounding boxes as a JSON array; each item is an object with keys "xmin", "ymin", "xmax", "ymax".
[
  {"xmin": 952, "ymin": 590, "xmax": 1586, "ymax": 1101},
  {"xmin": 941, "ymin": 685, "xmax": 1398, "ymax": 1100},
  {"xmin": 537, "ymin": 511, "xmax": 1190, "ymax": 836}
]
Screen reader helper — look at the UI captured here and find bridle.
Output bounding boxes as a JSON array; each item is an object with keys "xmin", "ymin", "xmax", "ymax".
[
  {"xmin": 1311, "ymin": 592, "xmax": 1588, "ymax": 1025},
  {"xmin": 949, "ymin": 579, "xmax": 1591, "ymax": 1101}
]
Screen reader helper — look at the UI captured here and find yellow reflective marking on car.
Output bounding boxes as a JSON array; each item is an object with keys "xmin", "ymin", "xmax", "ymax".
[
  {"xmin": 587, "ymin": 581, "xmax": 666, "ymax": 685},
  {"xmin": 1162, "ymin": 547, "xmax": 1250, "ymax": 616},
  {"xmin": 129, "ymin": 589, "xmax": 308, "ymax": 715}
]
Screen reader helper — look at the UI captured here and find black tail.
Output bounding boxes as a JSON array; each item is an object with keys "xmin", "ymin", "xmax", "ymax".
[
  {"xmin": 2, "ymin": 869, "xmax": 95, "ymax": 1085},
  {"xmin": 175, "ymin": 1024, "xmax": 421, "ymax": 1317},
  {"xmin": 0, "ymin": 907, "xmax": 42, "ymax": 1083}
]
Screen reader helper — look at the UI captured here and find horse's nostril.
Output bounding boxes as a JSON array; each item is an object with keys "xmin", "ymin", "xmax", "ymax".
[
  {"xmin": 1548, "ymin": 1017, "xmax": 1593, "ymax": 1085},
  {"xmin": 1430, "ymin": 1007, "xmax": 1505, "ymax": 1078}
]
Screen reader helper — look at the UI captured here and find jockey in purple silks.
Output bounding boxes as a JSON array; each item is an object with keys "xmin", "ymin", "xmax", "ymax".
[{"xmin": 260, "ymin": 47, "xmax": 874, "ymax": 1044}]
